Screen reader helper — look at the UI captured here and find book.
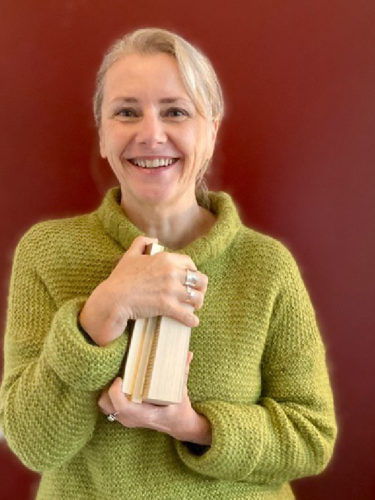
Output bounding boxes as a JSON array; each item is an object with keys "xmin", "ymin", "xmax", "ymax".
[{"xmin": 122, "ymin": 243, "xmax": 192, "ymax": 405}]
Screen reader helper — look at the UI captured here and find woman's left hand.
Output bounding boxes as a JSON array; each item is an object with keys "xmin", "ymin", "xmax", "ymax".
[{"xmin": 98, "ymin": 352, "xmax": 212, "ymax": 445}]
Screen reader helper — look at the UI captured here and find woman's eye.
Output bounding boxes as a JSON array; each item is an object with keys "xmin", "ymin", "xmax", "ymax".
[
  {"xmin": 164, "ymin": 108, "xmax": 189, "ymax": 118},
  {"xmin": 115, "ymin": 108, "xmax": 138, "ymax": 118}
]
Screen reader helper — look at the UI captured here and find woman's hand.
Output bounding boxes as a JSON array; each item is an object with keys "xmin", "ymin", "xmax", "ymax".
[
  {"xmin": 79, "ymin": 236, "xmax": 208, "ymax": 346},
  {"xmin": 98, "ymin": 352, "xmax": 212, "ymax": 446}
]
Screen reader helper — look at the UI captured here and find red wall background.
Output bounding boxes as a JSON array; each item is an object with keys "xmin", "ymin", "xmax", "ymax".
[{"xmin": 1, "ymin": 1, "xmax": 374, "ymax": 499}]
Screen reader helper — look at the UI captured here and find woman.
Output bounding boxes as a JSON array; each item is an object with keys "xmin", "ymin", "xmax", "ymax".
[{"xmin": 0, "ymin": 28, "xmax": 337, "ymax": 499}]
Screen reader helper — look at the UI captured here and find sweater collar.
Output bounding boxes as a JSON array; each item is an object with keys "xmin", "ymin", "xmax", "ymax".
[{"xmin": 96, "ymin": 187, "xmax": 242, "ymax": 267}]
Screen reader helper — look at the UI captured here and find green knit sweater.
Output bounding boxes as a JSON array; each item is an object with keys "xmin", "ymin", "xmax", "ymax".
[{"xmin": 0, "ymin": 188, "xmax": 337, "ymax": 499}]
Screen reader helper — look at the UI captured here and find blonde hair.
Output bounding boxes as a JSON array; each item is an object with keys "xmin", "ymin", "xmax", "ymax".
[{"xmin": 93, "ymin": 28, "xmax": 224, "ymax": 201}]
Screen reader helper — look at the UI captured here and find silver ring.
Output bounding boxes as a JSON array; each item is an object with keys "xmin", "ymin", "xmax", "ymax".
[
  {"xmin": 107, "ymin": 411, "xmax": 119, "ymax": 422},
  {"xmin": 185, "ymin": 269, "xmax": 198, "ymax": 288},
  {"xmin": 186, "ymin": 285, "xmax": 196, "ymax": 302}
]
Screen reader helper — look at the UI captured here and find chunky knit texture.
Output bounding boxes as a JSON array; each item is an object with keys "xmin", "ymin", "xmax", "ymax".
[{"xmin": 0, "ymin": 188, "xmax": 337, "ymax": 499}]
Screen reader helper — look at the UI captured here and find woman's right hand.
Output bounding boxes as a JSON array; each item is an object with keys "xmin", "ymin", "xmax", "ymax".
[{"xmin": 79, "ymin": 236, "xmax": 208, "ymax": 346}]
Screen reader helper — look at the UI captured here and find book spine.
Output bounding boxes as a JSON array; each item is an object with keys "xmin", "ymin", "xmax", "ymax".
[
  {"xmin": 142, "ymin": 316, "xmax": 161, "ymax": 399},
  {"xmin": 131, "ymin": 316, "xmax": 158, "ymax": 403},
  {"xmin": 122, "ymin": 318, "xmax": 147, "ymax": 396}
]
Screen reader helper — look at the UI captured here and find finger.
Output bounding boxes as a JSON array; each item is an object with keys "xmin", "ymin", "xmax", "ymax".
[
  {"xmin": 185, "ymin": 351, "xmax": 193, "ymax": 381},
  {"xmin": 167, "ymin": 302, "xmax": 199, "ymax": 327},
  {"xmin": 107, "ymin": 378, "xmax": 161, "ymax": 429},
  {"xmin": 157, "ymin": 252, "xmax": 197, "ymax": 272},
  {"xmin": 98, "ymin": 388, "xmax": 116, "ymax": 415},
  {"xmin": 107, "ymin": 377, "xmax": 129, "ymax": 413},
  {"xmin": 126, "ymin": 235, "xmax": 159, "ymax": 256},
  {"xmin": 180, "ymin": 284, "xmax": 205, "ymax": 311},
  {"xmin": 107, "ymin": 377, "xmax": 146, "ymax": 419},
  {"xmin": 181, "ymin": 269, "xmax": 208, "ymax": 292}
]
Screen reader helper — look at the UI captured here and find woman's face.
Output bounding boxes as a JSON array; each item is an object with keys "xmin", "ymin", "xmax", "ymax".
[{"xmin": 99, "ymin": 52, "xmax": 217, "ymax": 210}]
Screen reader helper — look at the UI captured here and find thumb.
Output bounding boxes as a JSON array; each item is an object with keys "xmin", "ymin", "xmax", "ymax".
[
  {"xmin": 184, "ymin": 351, "xmax": 194, "ymax": 387},
  {"xmin": 126, "ymin": 235, "xmax": 159, "ymax": 256}
]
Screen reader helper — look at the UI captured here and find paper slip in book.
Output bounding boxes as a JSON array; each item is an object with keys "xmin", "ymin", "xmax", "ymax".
[{"xmin": 122, "ymin": 243, "xmax": 192, "ymax": 405}]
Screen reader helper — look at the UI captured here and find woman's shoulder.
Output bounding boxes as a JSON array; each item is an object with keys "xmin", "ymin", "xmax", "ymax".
[
  {"xmin": 13, "ymin": 210, "xmax": 103, "ymax": 263},
  {"xmin": 233, "ymin": 223, "xmax": 301, "ymax": 283},
  {"xmin": 208, "ymin": 190, "xmax": 301, "ymax": 279},
  {"xmin": 238, "ymin": 224, "xmax": 294, "ymax": 259},
  {"xmin": 19, "ymin": 212, "xmax": 94, "ymax": 241}
]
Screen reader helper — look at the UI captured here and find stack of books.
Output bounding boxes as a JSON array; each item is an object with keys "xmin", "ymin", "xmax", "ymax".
[{"xmin": 122, "ymin": 243, "xmax": 192, "ymax": 405}]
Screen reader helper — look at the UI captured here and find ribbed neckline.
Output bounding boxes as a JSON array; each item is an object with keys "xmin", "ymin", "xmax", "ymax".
[{"xmin": 96, "ymin": 187, "xmax": 242, "ymax": 267}]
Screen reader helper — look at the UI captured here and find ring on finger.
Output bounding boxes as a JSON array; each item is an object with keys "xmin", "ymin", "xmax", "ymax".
[
  {"xmin": 107, "ymin": 411, "xmax": 119, "ymax": 422},
  {"xmin": 185, "ymin": 285, "xmax": 196, "ymax": 302},
  {"xmin": 185, "ymin": 269, "xmax": 198, "ymax": 288}
]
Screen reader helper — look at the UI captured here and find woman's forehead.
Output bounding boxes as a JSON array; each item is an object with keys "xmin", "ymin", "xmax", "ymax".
[{"xmin": 102, "ymin": 52, "xmax": 191, "ymax": 103}]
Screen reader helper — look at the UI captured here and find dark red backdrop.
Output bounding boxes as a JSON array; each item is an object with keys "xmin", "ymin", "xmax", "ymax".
[{"xmin": 1, "ymin": 1, "xmax": 374, "ymax": 499}]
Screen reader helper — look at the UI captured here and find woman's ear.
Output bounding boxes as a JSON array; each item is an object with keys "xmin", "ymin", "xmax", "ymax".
[
  {"xmin": 214, "ymin": 117, "xmax": 220, "ymax": 134},
  {"xmin": 207, "ymin": 118, "xmax": 220, "ymax": 159},
  {"xmin": 99, "ymin": 129, "xmax": 107, "ymax": 159},
  {"xmin": 211, "ymin": 118, "xmax": 219, "ymax": 144}
]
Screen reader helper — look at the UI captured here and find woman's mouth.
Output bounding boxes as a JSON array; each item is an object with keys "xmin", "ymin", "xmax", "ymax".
[{"xmin": 128, "ymin": 157, "xmax": 179, "ymax": 169}]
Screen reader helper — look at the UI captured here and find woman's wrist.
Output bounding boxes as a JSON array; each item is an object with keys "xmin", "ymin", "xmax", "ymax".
[
  {"xmin": 79, "ymin": 285, "xmax": 128, "ymax": 346},
  {"xmin": 77, "ymin": 317, "xmax": 99, "ymax": 346},
  {"xmin": 173, "ymin": 410, "xmax": 212, "ymax": 446},
  {"xmin": 188, "ymin": 412, "xmax": 212, "ymax": 445}
]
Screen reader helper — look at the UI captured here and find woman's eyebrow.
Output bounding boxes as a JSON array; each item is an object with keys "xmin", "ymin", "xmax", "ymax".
[
  {"xmin": 109, "ymin": 97, "xmax": 192, "ymax": 105},
  {"xmin": 110, "ymin": 97, "xmax": 138, "ymax": 104},
  {"xmin": 159, "ymin": 97, "xmax": 192, "ymax": 105}
]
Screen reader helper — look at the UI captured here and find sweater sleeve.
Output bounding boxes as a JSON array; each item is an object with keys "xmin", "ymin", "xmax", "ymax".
[
  {"xmin": 175, "ymin": 247, "xmax": 337, "ymax": 484},
  {"xmin": 0, "ymin": 232, "xmax": 127, "ymax": 472}
]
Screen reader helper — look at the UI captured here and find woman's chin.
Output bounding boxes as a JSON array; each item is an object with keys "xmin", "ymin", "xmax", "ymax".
[
  {"xmin": 119, "ymin": 162, "xmax": 196, "ymax": 209},
  {"xmin": 122, "ymin": 183, "xmax": 195, "ymax": 211}
]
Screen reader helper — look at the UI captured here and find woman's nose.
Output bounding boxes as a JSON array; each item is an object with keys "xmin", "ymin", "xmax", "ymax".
[{"xmin": 135, "ymin": 113, "xmax": 167, "ymax": 147}]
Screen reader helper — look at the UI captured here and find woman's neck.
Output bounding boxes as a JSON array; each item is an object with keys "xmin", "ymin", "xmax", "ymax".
[{"xmin": 121, "ymin": 193, "xmax": 216, "ymax": 250}]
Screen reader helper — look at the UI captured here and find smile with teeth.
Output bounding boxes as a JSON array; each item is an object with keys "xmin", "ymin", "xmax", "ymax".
[{"xmin": 129, "ymin": 158, "xmax": 178, "ymax": 168}]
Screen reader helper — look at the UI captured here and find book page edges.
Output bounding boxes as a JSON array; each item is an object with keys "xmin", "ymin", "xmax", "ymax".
[{"xmin": 143, "ymin": 317, "xmax": 191, "ymax": 405}]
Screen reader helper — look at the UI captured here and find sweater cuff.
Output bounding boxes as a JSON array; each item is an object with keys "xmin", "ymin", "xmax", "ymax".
[
  {"xmin": 175, "ymin": 401, "xmax": 264, "ymax": 481},
  {"xmin": 43, "ymin": 298, "xmax": 127, "ymax": 391}
]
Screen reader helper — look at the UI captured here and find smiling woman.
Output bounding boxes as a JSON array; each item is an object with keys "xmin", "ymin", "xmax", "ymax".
[
  {"xmin": 98, "ymin": 52, "xmax": 218, "ymax": 228},
  {"xmin": 0, "ymin": 27, "xmax": 337, "ymax": 499}
]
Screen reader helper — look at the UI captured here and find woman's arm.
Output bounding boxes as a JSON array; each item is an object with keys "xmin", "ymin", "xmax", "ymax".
[
  {"xmin": 174, "ymin": 249, "xmax": 337, "ymax": 484},
  {"xmin": 0, "ymin": 230, "xmax": 127, "ymax": 472},
  {"xmin": 0, "ymin": 231, "xmax": 208, "ymax": 471}
]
